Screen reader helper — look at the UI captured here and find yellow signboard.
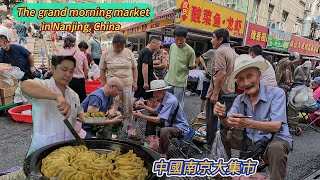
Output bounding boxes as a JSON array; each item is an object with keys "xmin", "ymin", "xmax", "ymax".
[
  {"xmin": 123, "ymin": 19, "xmax": 174, "ymax": 36},
  {"xmin": 176, "ymin": 0, "xmax": 246, "ymax": 37}
]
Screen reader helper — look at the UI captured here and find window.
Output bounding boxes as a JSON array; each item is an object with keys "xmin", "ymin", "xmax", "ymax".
[
  {"xmin": 282, "ymin": 10, "xmax": 289, "ymax": 22},
  {"xmin": 250, "ymin": 0, "xmax": 261, "ymax": 23},
  {"xmin": 226, "ymin": 0, "xmax": 238, "ymax": 10},
  {"xmin": 268, "ymin": 4, "xmax": 274, "ymax": 21}
]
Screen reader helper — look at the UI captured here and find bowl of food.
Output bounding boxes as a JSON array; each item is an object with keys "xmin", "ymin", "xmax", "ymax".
[{"xmin": 24, "ymin": 139, "xmax": 164, "ymax": 180}]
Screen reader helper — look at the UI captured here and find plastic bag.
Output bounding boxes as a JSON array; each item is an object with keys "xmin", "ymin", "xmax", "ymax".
[
  {"xmin": 128, "ymin": 119, "xmax": 142, "ymax": 141},
  {"xmin": 209, "ymin": 118, "xmax": 229, "ymax": 161},
  {"xmin": 88, "ymin": 64, "xmax": 100, "ymax": 80},
  {"xmin": 1, "ymin": 66, "xmax": 24, "ymax": 80},
  {"xmin": 14, "ymin": 84, "xmax": 31, "ymax": 104},
  {"xmin": 145, "ymin": 135, "xmax": 160, "ymax": 151}
]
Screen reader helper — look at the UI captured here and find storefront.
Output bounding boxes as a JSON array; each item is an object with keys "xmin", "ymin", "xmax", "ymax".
[
  {"xmin": 172, "ymin": 0, "xmax": 247, "ymax": 53},
  {"xmin": 121, "ymin": 11, "xmax": 176, "ymax": 52},
  {"xmin": 121, "ymin": 0, "xmax": 247, "ymax": 53},
  {"xmin": 242, "ymin": 22, "xmax": 320, "ymax": 63}
]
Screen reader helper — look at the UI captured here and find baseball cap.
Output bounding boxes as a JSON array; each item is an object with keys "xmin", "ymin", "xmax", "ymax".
[{"xmin": 313, "ymin": 77, "xmax": 320, "ymax": 83}]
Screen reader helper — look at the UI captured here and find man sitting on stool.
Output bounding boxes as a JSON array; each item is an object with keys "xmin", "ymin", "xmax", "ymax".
[{"xmin": 133, "ymin": 80, "xmax": 190, "ymax": 159}]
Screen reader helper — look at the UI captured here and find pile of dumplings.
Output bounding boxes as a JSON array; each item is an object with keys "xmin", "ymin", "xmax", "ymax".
[{"xmin": 41, "ymin": 145, "xmax": 148, "ymax": 180}]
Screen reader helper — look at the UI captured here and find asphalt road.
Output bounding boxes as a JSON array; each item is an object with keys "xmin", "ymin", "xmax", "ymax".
[{"xmin": 0, "ymin": 96, "xmax": 320, "ymax": 180}]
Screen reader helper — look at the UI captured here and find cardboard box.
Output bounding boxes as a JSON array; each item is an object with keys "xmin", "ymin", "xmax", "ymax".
[
  {"xmin": 1, "ymin": 96, "xmax": 13, "ymax": 106},
  {"xmin": 0, "ymin": 79, "xmax": 18, "ymax": 88},
  {"xmin": 0, "ymin": 86, "xmax": 17, "ymax": 98}
]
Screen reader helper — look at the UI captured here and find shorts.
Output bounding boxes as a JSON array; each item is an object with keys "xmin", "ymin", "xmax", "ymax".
[
  {"xmin": 200, "ymin": 81, "xmax": 210, "ymax": 100},
  {"xmin": 93, "ymin": 58, "xmax": 100, "ymax": 65},
  {"xmin": 17, "ymin": 37, "xmax": 27, "ymax": 45}
]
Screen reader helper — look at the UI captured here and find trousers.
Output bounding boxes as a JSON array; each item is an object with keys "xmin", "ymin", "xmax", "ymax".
[
  {"xmin": 158, "ymin": 127, "xmax": 183, "ymax": 154},
  {"xmin": 220, "ymin": 128, "xmax": 291, "ymax": 180}
]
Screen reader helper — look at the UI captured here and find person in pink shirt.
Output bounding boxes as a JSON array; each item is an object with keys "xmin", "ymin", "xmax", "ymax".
[
  {"xmin": 308, "ymin": 77, "xmax": 320, "ymax": 126},
  {"xmin": 311, "ymin": 77, "xmax": 320, "ymax": 99},
  {"xmin": 57, "ymin": 36, "xmax": 89, "ymax": 102}
]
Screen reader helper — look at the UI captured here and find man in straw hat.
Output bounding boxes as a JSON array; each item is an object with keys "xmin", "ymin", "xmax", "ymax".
[
  {"xmin": 133, "ymin": 80, "xmax": 190, "ymax": 159},
  {"xmin": 214, "ymin": 54, "xmax": 292, "ymax": 180}
]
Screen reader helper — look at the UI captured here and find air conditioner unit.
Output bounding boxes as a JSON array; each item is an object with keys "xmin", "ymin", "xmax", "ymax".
[
  {"xmin": 305, "ymin": 2, "xmax": 312, "ymax": 11},
  {"xmin": 268, "ymin": 21, "xmax": 276, "ymax": 29},
  {"xmin": 293, "ymin": 23, "xmax": 302, "ymax": 34},
  {"xmin": 278, "ymin": 22, "xmax": 286, "ymax": 31},
  {"xmin": 227, "ymin": 0, "xmax": 238, "ymax": 5}
]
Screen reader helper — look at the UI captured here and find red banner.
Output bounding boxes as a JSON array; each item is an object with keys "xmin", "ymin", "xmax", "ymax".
[
  {"xmin": 244, "ymin": 22, "xmax": 269, "ymax": 48},
  {"xmin": 288, "ymin": 35, "xmax": 320, "ymax": 56}
]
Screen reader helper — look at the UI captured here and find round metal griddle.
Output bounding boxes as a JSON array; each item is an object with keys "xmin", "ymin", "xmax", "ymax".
[{"xmin": 23, "ymin": 139, "xmax": 164, "ymax": 180}]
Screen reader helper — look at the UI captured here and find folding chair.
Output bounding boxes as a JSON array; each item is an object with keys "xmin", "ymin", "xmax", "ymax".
[{"xmin": 304, "ymin": 111, "xmax": 320, "ymax": 133}]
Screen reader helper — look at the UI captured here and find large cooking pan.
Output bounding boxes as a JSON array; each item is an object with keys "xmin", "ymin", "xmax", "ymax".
[{"xmin": 24, "ymin": 139, "xmax": 164, "ymax": 180}]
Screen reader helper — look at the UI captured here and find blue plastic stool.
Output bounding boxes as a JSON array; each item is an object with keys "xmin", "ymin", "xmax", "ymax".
[{"xmin": 176, "ymin": 128, "xmax": 203, "ymax": 158}]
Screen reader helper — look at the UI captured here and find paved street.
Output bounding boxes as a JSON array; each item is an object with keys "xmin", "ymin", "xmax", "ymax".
[{"xmin": 0, "ymin": 96, "xmax": 320, "ymax": 179}]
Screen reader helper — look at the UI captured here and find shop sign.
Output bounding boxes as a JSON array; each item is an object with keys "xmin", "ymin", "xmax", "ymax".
[
  {"xmin": 244, "ymin": 22, "xmax": 269, "ymax": 48},
  {"xmin": 176, "ymin": 0, "xmax": 247, "ymax": 37},
  {"xmin": 266, "ymin": 28, "xmax": 291, "ymax": 51},
  {"xmin": 288, "ymin": 35, "xmax": 320, "ymax": 56}
]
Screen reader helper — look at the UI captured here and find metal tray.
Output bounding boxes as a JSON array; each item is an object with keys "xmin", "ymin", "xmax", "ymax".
[{"xmin": 23, "ymin": 139, "xmax": 164, "ymax": 180}]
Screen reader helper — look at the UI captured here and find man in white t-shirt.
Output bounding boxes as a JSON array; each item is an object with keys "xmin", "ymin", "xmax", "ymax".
[{"xmin": 249, "ymin": 44, "xmax": 277, "ymax": 87}]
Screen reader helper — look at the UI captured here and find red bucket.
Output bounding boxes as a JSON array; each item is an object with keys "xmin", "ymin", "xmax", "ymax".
[
  {"xmin": 8, "ymin": 104, "xmax": 32, "ymax": 124},
  {"xmin": 85, "ymin": 80, "xmax": 101, "ymax": 94},
  {"xmin": 85, "ymin": 80, "xmax": 101, "ymax": 86},
  {"xmin": 86, "ymin": 85, "xmax": 100, "ymax": 94}
]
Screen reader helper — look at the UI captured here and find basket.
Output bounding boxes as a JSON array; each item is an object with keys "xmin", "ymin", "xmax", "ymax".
[{"xmin": 8, "ymin": 104, "xmax": 32, "ymax": 124}]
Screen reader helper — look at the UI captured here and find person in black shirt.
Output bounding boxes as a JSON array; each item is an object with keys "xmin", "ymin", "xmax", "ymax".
[
  {"xmin": 134, "ymin": 36, "xmax": 162, "ymax": 102},
  {"xmin": 0, "ymin": 34, "xmax": 36, "ymax": 80}
]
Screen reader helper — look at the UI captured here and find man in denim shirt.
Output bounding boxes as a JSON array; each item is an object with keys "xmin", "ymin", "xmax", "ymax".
[
  {"xmin": 214, "ymin": 55, "xmax": 292, "ymax": 180},
  {"xmin": 134, "ymin": 80, "xmax": 190, "ymax": 159}
]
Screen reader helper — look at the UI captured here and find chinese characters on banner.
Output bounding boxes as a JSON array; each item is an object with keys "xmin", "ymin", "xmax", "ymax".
[
  {"xmin": 244, "ymin": 23, "xmax": 320, "ymax": 56},
  {"xmin": 123, "ymin": 19, "xmax": 174, "ymax": 36},
  {"xmin": 176, "ymin": 0, "xmax": 246, "ymax": 37},
  {"xmin": 152, "ymin": 158, "xmax": 259, "ymax": 177},
  {"xmin": 288, "ymin": 35, "xmax": 320, "ymax": 56},
  {"xmin": 244, "ymin": 22, "xmax": 268, "ymax": 48},
  {"xmin": 266, "ymin": 28, "xmax": 291, "ymax": 51}
]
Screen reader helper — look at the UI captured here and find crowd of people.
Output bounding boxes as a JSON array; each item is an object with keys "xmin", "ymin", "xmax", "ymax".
[{"xmin": 2, "ymin": 19, "xmax": 320, "ymax": 178}]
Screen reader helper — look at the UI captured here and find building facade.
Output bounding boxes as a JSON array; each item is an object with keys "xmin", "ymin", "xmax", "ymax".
[{"xmin": 212, "ymin": 0, "xmax": 320, "ymax": 40}]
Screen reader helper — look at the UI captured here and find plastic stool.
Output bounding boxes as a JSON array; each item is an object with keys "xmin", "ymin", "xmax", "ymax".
[{"xmin": 176, "ymin": 128, "xmax": 203, "ymax": 158}]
